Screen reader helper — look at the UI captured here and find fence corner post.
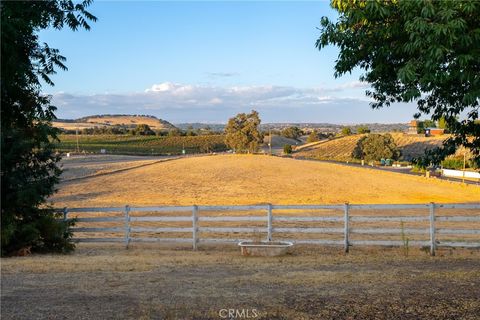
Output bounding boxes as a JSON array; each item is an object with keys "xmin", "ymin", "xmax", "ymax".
[
  {"xmin": 429, "ymin": 202, "xmax": 436, "ymax": 256},
  {"xmin": 124, "ymin": 205, "xmax": 130, "ymax": 249},
  {"xmin": 344, "ymin": 202, "xmax": 350, "ymax": 253},
  {"xmin": 192, "ymin": 205, "xmax": 198, "ymax": 250},
  {"xmin": 267, "ymin": 204, "xmax": 273, "ymax": 242}
]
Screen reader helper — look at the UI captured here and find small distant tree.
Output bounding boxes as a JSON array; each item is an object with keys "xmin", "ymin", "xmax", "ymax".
[
  {"xmin": 134, "ymin": 124, "xmax": 155, "ymax": 136},
  {"xmin": 438, "ymin": 117, "xmax": 447, "ymax": 130},
  {"xmin": 416, "ymin": 121, "xmax": 425, "ymax": 134},
  {"xmin": 168, "ymin": 128, "xmax": 183, "ymax": 137},
  {"xmin": 155, "ymin": 130, "xmax": 167, "ymax": 136},
  {"xmin": 357, "ymin": 126, "xmax": 371, "ymax": 134},
  {"xmin": 352, "ymin": 133, "xmax": 400, "ymax": 162},
  {"xmin": 307, "ymin": 130, "xmax": 320, "ymax": 143},
  {"xmin": 283, "ymin": 144, "xmax": 292, "ymax": 154},
  {"xmin": 341, "ymin": 127, "xmax": 352, "ymax": 136},
  {"xmin": 186, "ymin": 125, "xmax": 197, "ymax": 136},
  {"xmin": 437, "ymin": 116, "xmax": 456, "ymax": 133},
  {"xmin": 281, "ymin": 126, "xmax": 303, "ymax": 140},
  {"xmin": 225, "ymin": 110, "xmax": 263, "ymax": 153},
  {"xmin": 423, "ymin": 120, "xmax": 436, "ymax": 128}
]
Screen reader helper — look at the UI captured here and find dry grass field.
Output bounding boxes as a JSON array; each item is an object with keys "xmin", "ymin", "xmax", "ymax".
[
  {"xmin": 51, "ymin": 154, "xmax": 479, "ymax": 208},
  {"xmin": 4, "ymin": 155, "xmax": 479, "ymax": 319},
  {"xmin": 295, "ymin": 133, "xmax": 447, "ymax": 162},
  {"xmin": 2, "ymin": 244, "xmax": 480, "ymax": 319}
]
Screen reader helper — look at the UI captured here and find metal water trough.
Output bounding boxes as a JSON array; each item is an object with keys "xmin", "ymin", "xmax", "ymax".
[{"xmin": 238, "ymin": 241, "xmax": 294, "ymax": 257}]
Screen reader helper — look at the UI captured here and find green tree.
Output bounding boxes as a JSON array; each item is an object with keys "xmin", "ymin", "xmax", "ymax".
[
  {"xmin": 438, "ymin": 117, "xmax": 448, "ymax": 130},
  {"xmin": 317, "ymin": 0, "xmax": 480, "ymax": 167},
  {"xmin": 416, "ymin": 121, "xmax": 426, "ymax": 134},
  {"xmin": 423, "ymin": 120, "xmax": 436, "ymax": 129},
  {"xmin": 356, "ymin": 126, "xmax": 371, "ymax": 134},
  {"xmin": 168, "ymin": 128, "xmax": 184, "ymax": 137},
  {"xmin": 281, "ymin": 126, "xmax": 303, "ymax": 140},
  {"xmin": 283, "ymin": 144, "xmax": 292, "ymax": 155},
  {"xmin": 352, "ymin": 134, "xmax": 401, "ymax": 162},
  {"xmin": 1, "ymin": 1, "xmax": 96, "ymax": 255},
  {"xmin": 225, "ymin": 110, "xmax": 263, "ymax": 153},
  {"xmin": 306, "ymin": 130, "xmax": 320, "ymax": 143},
  {"xmin": 341, "ymin": 127, "xmax": 352, "ymax": 136},
  {"xmin": 134, "ymin": 124, "xmax": 155, "ymax": 136}
]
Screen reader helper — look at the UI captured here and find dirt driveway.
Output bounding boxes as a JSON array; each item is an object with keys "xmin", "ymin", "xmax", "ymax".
[{"xmin": 1, "ymin": 244, "xmax": 479, "ymax": 319}]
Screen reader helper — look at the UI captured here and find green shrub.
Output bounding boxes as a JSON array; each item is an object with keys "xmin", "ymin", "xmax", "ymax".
[
  {"xmin": 341, "ymin": 127, "xmax": 352, "ymax": 135},
  {"xmin": 441, "ymin": 157, "xmax": 477, "ymax": 170},
  {"xmin": 283, "ymin": 144, "xmax": 292, "ymax": 154},
  {"xmin": 441, "ymin": 158, "xmax": 465, "ymax": 169}
]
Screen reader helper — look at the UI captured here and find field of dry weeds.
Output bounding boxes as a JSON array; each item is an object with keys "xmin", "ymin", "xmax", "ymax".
[{"xmin": 51, "ymin": 154, "xmax": 479, "ymax": 208}]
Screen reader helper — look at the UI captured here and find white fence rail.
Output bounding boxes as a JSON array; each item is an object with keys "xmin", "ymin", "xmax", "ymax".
[
  {"xmin": 60, "ymin": 203, "xmax": 480, "ymax": 255},
  {"xmin": 442, "ymin": 169, "xmax": 480, "ymax": 180}
]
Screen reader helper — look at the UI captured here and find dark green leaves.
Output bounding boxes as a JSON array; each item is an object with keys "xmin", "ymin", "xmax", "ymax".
[
  {"xmin": 317, "ymin": 0, "xmax": 480, "ymax": 167},
  {"xmin": 1, "ymin": 1, "xmax": 96, "ymax": 255}
]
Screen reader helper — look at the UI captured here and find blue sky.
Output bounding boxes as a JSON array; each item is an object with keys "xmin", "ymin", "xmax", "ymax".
[{"xmin": 40, "ymin": 1, "xmax": 418, "ymax": 123}]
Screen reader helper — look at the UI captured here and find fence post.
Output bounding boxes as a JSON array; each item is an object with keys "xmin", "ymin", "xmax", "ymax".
[
  {"xmin": 429, "ymin": 202, "xmax": 436, "ymax": 256},
  {"xmin": 124, "ymin": 205, "xmax": 130, "ymax": 249},
  {"xmin": 344, "ymin": 203, "xmax": 350, "ymax": 253},
  {"xmin": 63, "ymin": 207, "xmax": 68, "ymax": 222},
  {"xmin": 267, "ymin": 204, "xmax": 273, "ymax": 242},
  {"xmin": 192, "ymin": 205, "xmax": 198, "ymax": 250}
]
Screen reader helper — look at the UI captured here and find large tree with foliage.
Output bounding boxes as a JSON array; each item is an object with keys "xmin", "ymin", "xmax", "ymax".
[
  {"xmin": 1, "ymin": 1, "xmax": 96, "ymax": 255},
  {"xmin": 281, "ymin": 126, "xmax": 303, "ymax": 140},
  {"xmin": 317, "ymin": 0, "xmax": 480, "ymax": 167},
  {"xmin": 225, "ymin": 110, "xmax": 264, "ymax": 153},
  {"xmin": 352, "ymin": 133, "xmax": 401, "ymax": 162}
]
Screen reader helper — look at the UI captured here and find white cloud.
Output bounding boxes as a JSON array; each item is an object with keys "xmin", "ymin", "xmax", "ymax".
[
  {"xmin": 209, "ymin": 97, "xmax": 223, "ymax": 104},
  {"xmin": 333, "ymin": 80, "xmax": 369, "ymax": 90},
  {"xmin": 50, "ymin": 81, "xmax": 417, "ymax": 123},
  {"xmin": 206, "ymin": 72, "xmax": 239, "ymax": 78}
]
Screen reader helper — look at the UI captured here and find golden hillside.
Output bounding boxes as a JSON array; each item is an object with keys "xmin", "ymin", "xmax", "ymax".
[
  {"xmin": 294, "ymin": 133, "xmax": 446, "ymax": 161},
  {"xmin": 53, "ymin": 115, "xmax": 176, "ymax": 130},
  {"xmin": 51, "ymin": 155, "xmax": 479, "ymax": 207}
]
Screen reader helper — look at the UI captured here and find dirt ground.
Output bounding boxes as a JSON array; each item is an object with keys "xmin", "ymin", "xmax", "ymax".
[
  {"xmin": 60, "ymin": 155, "xmax": 163, "ymax": 181},
  {"xmin": 2, "ymin": 244, "xmax": 479, "ymax": 320}
]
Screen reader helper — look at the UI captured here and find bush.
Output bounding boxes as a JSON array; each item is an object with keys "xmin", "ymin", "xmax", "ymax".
[
  {"xmin": 283, "ymin": 144, "xmax": 292, "ymax": 154},
  {"xmin": 307, "ymin": 131, "xmax": 320, "ymax": 143},
  {"xmin": 341, "ymin": 127, "xmax": 352, "ymax": 135},
  {"xmin": 357, "ymin": 126, "xmax": 371, "ymax": 134},
  {"xmin": 441, "ymin": 157, "xmax": 477, "ymax": 170}
]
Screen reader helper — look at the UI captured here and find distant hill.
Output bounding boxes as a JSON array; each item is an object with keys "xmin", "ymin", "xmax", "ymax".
[
  {"xmin": 175, "ymin": 122, "xmax": 409, "ymax": 133},
  {"xmin": 53, "ymin": 114, "xmax": 177, "ymax": 131},
  {"xmin": 175, "ymin": 123, "xmax": 226, "ymax": 131},
  {"xmin": 261, "ymin": 123, "xmax": 408, "ymax": 133},
  {"xmin": 294, "ymin": 133, "xmax": 447, "ymax": 162}
]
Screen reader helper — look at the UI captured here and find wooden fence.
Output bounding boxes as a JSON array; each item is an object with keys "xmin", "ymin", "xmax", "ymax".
[{"xmin": 60, "ymin": 203, "xmax": 480, "ymax": 256}]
